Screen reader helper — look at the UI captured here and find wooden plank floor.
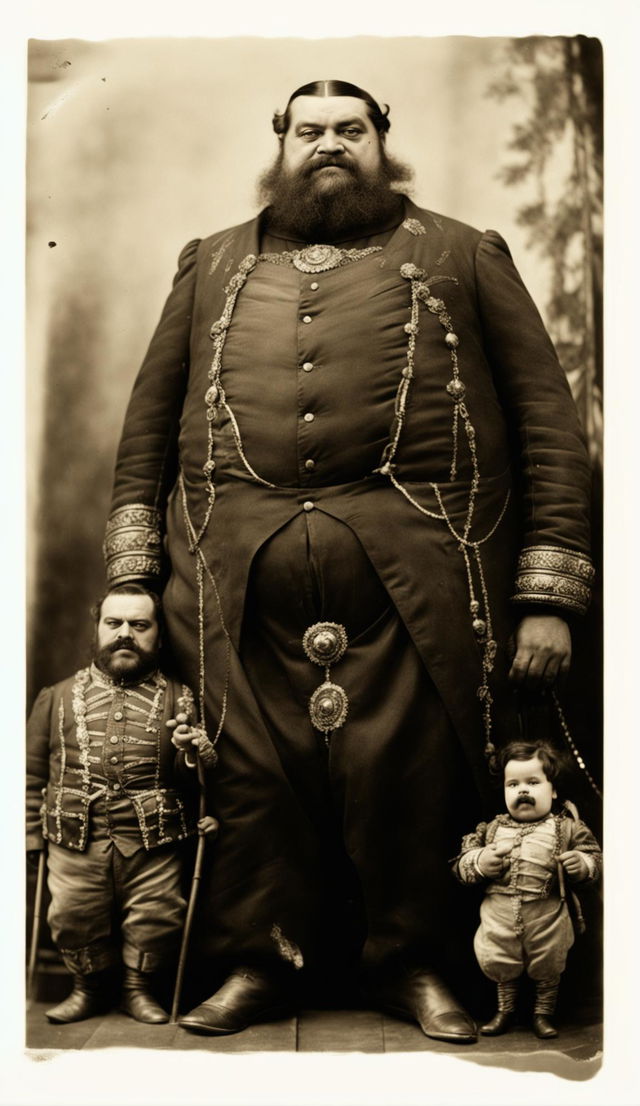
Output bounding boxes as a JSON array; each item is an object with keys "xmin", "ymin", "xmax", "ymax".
[{"xmin": 26, "ymin": 1001, "xmax": 602, "ymax": 1075}]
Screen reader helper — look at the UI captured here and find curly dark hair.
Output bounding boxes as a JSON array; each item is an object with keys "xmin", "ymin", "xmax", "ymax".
[
  {"xmin": 498, "ymin": 739, "xmax": 569, "ymax": 786},
  {"xmin": 272, "ymin": 80, "xmax": 391, "ymax": 138}
]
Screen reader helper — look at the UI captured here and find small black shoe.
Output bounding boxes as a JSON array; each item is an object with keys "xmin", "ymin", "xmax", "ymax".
[
  {"xmin": 480, "ymin": 1009, "xmax": 517, "ymax": 1036},
  {"xmin": 532, "ymin": 1013, "xmax": 558, "ymax": 1039},
  {"xmin": 178, "ymin": 966, "xmax": 294, "ymax": 1036},
  {"xmin": 121, "ymin": 968, "xmax": 169, "ymax": 1024},
  {"xmin": 46, "ymin": 973, "xmax": 111, "ymax": 1024},
  {"xmin": 367, "ymin": 966, "xmax": 477, "ymax": 1044}
]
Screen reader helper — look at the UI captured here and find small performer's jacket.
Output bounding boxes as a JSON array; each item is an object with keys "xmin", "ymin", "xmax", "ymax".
[
  {"xmin": 26, "ymin": 665, "xmax": 201, "ymax": 854},
  {"xmin": 452, "ymin": 804, "xmax": 602, "ymax": 935}
]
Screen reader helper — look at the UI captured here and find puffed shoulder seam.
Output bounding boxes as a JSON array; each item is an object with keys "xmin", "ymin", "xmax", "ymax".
[
  {"xmin": 177, "ymin": 237, "xmax": 202, "ymax": 267},
  {"xmin": 477, "ymin": 228, "xmax": 513, "ymax": 259}
]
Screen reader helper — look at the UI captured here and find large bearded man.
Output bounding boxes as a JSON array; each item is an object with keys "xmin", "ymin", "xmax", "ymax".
[{"xmin": 104, "ymin": 81, "xmax": 594, "ymax": 1042}]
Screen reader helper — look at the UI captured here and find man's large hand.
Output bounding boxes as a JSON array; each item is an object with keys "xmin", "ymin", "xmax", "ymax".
[{"xmin": 508, "ymin": 614, "xmax": 571, "ymax": 689}]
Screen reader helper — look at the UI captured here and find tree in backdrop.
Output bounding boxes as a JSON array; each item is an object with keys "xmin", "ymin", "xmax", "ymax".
[
  {"xmin": 488, "ymin": 35, "xmax": 603, "ymax": 469},
  {"xmin": 488, "ymin": 35, "xmax": 604, "ymax": 830}
]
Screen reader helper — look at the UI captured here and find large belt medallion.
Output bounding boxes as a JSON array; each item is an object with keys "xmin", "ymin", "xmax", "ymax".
[{"xmin": 302, "ymin": 622, "xmax": 349, "ymax": 741}]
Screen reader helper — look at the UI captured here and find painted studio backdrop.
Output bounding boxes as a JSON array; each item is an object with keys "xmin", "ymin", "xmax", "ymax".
[{"xmin": 26, "ymin": 36, "xmax": 603, "ymax": 798}]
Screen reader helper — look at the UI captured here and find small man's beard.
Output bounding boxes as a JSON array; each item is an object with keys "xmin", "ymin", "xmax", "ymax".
[
  {"xmin": 257, "ymin": 147, "xmax": 413, "ymax": 241},
  {"xmin": 93, "ymin": 637, "xmax": 159, "ymax": 684}
]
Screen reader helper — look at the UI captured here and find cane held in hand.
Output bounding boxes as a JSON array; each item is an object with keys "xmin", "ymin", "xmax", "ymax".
[{"xmin": 168, "ymin": 704, "xmax": 218, "ymax": 1022}]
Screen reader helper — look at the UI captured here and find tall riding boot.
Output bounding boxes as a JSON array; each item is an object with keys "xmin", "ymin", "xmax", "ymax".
[
  {"xmin": 46, "ymin": 971, "xmax": 112, "ymax": 1023},
  {"xmin": 532, "ymin": 976, "xmax": 560, "ymax": 1038},
  {"xmin": 480, "ymin": 979, "xmax": 519, "ymax": 1035},
  {"xmin": 121, "ymin": 966, "xmax": 169, "ymax": 1024}
]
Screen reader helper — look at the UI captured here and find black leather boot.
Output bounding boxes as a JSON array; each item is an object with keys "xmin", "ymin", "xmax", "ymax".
[
  {"xmin": 46, "ymin": 972, "xmax": 112, "ymax": 1023},
  {"xmin": 121, "ymin": 967, "xmax": 169, "ymax": 1024},
  {"xmin": 179, "ymin": 966, "xmax": 295, "ymax": 1035},
  {"xmin": 532, "ymin": 976, "xmax": 559, "ymax": 1039},
  {"xmin": 366, "ymin": 965, "xmax": 477, "ymax": 1043},
  {"xmin": 480, "ymin": 979, "xmax": 519, "ymax": 1036}
]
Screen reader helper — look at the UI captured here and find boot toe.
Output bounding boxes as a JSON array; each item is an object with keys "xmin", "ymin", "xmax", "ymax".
[
  {"xmin": 421, "ymin": 1011, "xmax": 477, "ymax": 1043},
  {"xmin": 45, "ymin": 992, "xmax": 108, "ymax": 1024},
  {"xmin": 121, "ymin": 993, "xmax": 169, "ymax": 1024},
  {"xmin": 532, "ymin": 1014, "xmax": 558, "ymax": 1039},
  {"xmin": 179, "ymin": 1001, "xmax": 242, "ymax": 1035},
  {"xmin": 480, "ymin": 1010, "xmax": 517, "ymax": 1036},
  {"xmin": 178, "ymin": 967, "xmax": 294, "ymax": 1036}
]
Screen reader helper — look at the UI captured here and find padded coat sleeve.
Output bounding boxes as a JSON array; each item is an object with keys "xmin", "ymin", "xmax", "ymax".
[
  {"xmin": 476, "ymin": 231, "xmax": 595, "ymax": 614},
  {"xmin": 105, "ymin": 239, "xmax": 200, "ymax": 584},
  {"xmin": 26, "ymin": 687, "xmax": 53, "ymax": 850}
]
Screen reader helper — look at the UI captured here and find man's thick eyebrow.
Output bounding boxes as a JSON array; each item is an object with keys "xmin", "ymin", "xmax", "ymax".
[{"xmin": 295, "ymin": 115, "xmax": 367, "ymax": 131}]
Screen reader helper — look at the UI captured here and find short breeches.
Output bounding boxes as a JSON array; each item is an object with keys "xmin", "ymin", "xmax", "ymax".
[
  {"xmin": 46, "ymin": 839, "xmax": 186, "ymax": 974},
  {"xmin": 473, "ymin": 894, "xmax": 575, "ymax": 982}
]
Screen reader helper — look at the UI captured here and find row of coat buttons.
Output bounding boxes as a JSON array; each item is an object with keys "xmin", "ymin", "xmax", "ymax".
[
  {"xmin": 302, "ymin": 288, "xmax": 318, "ymax": 474},
  {"xmin": 302, "ymin": 282, "xmax": 320, "ymax": 323}
]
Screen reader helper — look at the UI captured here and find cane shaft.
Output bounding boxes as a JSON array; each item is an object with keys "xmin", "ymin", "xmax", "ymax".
[
  {"xmin": 171, "ymin": 749, "xmax": 208, "ymax": 1023},
  {"xmin": 27, "ymin": 850, "xmax": 46, "ymax": 1003}
]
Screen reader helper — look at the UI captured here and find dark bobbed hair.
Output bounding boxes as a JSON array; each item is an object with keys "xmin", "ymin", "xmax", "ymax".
[
  {"xmin": 498, "ymin": 739, "xmax": 568, "ymax": 786},
  {"xmin": 91, "ymin": 582, "xmax": 164, "ymax": 631},
  {"xmin": 272, "ymin": 80, "xmax": 391, "ymax": 138}
]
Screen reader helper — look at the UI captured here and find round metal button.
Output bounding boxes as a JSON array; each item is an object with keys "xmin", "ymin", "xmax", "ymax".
[
  {"xmin": 112, "ymin": 783, "xmax": 121, "ymax": 792},
  {"xmin": 303, "ymin": 501, "xmax": 315, "ymax": 512},
  {"xmin": 310, "ymin": 281, "xmax": 319, "ymax": 290},
  {"xmin": 305, "ymin": 459, "xmax": 315, "ymax": 471},
  {"xmin": 110, "ymin": 735, "xmax": 118, "ymax": 744},
  {"xmin": 303, "ymin": 412, "xmax": 315, "ymax": 423},
  {"xmin": 302, "ymin": 315, "xmax": 312, "ymax": 324},
  {"xmin": 302, "ymin": 362, "xmax": 314, "ymax": 372},
  {"xmin": 114, "ymin": 711, "xmax": 123, "ymax": 721},
  {"xmin": 110, "ymin": 756, "xmax": 118, "ymax": 764}
]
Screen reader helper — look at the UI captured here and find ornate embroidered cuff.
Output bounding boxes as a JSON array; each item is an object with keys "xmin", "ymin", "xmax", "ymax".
[
  {"xmin": 104, "ymin": 504, "xmax": 163, "ymax": 584},
  {"xmin": 511, "ymin": 545, "xmax": 595, "ymax": 616},
  {"xmin": 456, "ymin": 849, "xmax": 485, "ymax": 884}
]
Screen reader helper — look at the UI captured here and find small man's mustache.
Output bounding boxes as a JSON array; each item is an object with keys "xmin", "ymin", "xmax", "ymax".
[
  {"xmin": 515, "ymin": 794, "xmax": 535, "ymax": 806},
  {"xmin": 108, "ymin": 637, "xmax": 141, "ymax": 655}
]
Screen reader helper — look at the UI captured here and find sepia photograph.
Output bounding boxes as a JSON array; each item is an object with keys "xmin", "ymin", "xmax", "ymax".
[{"xmin": 6, "ymin": 6, "xmax": 638, "ymax": 1105}]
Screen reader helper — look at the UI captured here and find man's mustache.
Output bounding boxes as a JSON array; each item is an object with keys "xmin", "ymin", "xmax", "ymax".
[
  {"xmin": 108, "ymin": 637, "xmax": 142, "ymax": 655},
  {"xmin": 306, "ymin": 154, "xmax": 356, "ymax": 176},
  {"xmin": 515, "ymin": 794, "xmax": 535, "ymax": 806}
]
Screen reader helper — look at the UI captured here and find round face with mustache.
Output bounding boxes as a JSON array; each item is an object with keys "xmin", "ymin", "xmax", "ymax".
[
  {"xmin": 281, "ymin": 95, "xmax": 384, "ymax": 187},
  {"xmin": 93, "ymin": 593, "xmax": 160, "ymax": 684},
  {"xmin": 503, "ymin": 755, "xmax": 557, "ymax": 822}
]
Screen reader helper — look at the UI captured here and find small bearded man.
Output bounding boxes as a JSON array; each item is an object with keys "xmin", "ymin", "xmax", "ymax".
[
  {"xmin": 26, "ymin": 584, "xmax": 216, "ymax": 1024},
  {"xmin": 104, "ymin": 80, "xmax": 594, "ymax": 1041}
]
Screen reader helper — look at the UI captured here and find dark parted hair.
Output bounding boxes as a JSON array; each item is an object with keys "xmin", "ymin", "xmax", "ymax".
[
  {"xmin": 272, "ymin": 80, "xmax": 391, "ymax": 137},
  {"xmin": 498, "ymin": 739, "xmax": 568, "ymax": 786},
  {"xmin": 91, "ymin": 582, "xmax": 164, "ymax": 632}
]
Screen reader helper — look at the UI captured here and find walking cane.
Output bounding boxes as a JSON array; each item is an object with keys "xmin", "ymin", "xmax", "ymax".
[
  {"xmin": 27, "ymin": 848, "xmax": 46, "ymax": 1006},
  {"xmin": 170, "ymin": 742, "xmax": 217, "ymax": 1022}
]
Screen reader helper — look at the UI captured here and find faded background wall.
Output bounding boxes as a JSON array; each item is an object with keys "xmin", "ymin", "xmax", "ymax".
[{"xmin": 26, "ymin": 35, "xmax": 603, "ymax": 785}]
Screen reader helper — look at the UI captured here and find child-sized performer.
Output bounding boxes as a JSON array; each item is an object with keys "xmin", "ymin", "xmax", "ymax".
[{"xmin": 452, "ymin": 740, "xmax": 601, "ymax": 1039}]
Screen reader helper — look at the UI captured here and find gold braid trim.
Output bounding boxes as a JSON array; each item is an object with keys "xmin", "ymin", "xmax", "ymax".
[
  {"xmin": 104, "ymin": 504, "xmax": 163, "ymax": 583},
  {"xmin": 511, "ymin": 545, "xmax": 595, "ymax": 616}
]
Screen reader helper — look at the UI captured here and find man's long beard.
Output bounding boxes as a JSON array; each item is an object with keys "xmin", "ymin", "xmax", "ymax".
[
  {"xmin": 94, "ymin": 636, "xmax": 159, "ymax": 684},
  {"xmin": 257, "ymin": 147, "xmax": 413, "ymax": 241}
]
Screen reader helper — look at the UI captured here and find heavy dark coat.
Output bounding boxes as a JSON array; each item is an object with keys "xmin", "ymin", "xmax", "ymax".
[{"xmin": 107, "ymin": 199, "xmax": 593, "ymax": 970}]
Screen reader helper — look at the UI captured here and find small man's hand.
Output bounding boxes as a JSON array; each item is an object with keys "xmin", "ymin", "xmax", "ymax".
[
  {"xmin": 167, "ymin": 713, "xmax": 202, "ymax": 755},
  {"xmin": 198, "ymin": 815, "xmax": 219, "ymax": 839},
  {"xmin": 477, "ymin": 841, "xmax": 511, "ymax": 878},
  {"xmin": 559, "ymin": 850, "xmax": 589, "ymax": 881},
  {"xmin": 509, "ymin": 615, "xmax": 572, "ymax": 689}
]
